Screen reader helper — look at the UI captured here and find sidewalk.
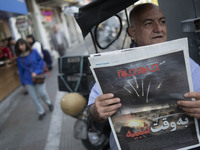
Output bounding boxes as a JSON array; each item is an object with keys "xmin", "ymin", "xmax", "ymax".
[{"xmin": 0, "ymin": 42, "xmax": 89, "ymax": 150}]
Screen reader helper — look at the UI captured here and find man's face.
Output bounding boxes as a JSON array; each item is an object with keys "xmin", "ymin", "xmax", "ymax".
[
  {"xmin": 131, "ymin": 6, "xmax": 167, "ymax": 46},
  {"xmin": 11, "ymin": 39, "xmax": 16, "ymax": 45},
  {"xmin": 54, "ymin": 25, "xmax": 59, "ymax": 33},
  {"xmin": 26, "ymin": 38, "xmax": 33, "ymax": 46}
]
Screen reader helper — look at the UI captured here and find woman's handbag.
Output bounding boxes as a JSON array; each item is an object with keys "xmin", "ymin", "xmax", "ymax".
[
  {"xmin": 21, "ymin": 54, "xmax": 45, "ymax": 84},
  {"xmin": 32, "ymin": 74, "xmax": 45, "ymax": 84}
]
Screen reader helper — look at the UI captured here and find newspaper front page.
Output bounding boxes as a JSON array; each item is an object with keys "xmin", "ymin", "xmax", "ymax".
[{"xmin": 89, "ymin": 38, "xmax": 200, "ymax": 150}]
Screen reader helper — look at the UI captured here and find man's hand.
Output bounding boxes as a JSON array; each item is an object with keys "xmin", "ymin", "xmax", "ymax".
[
  {"xmin": 177, "ymin": 92, "xmax": 200, "ymax": 119},
  {"xmin": 90, "ymin": 93, "xmax": 121, "ymax": 122}
]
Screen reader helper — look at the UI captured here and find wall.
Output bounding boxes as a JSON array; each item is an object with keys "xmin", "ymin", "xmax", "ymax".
[{"xmin": 158, "ymin": 0, "xmax": 200, "ymax": 65}]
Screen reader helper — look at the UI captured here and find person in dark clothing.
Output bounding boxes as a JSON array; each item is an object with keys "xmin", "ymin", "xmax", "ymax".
[
  {"xmin": 42, "ymin": 49, "xmax": 53, "ymax": 70},
  {"xmin": 7, "ymin": 37, "xmax": 16, "ymax": 57}
]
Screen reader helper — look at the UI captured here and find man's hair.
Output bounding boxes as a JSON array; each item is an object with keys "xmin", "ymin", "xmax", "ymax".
[
  {"xmin": 129, "ymin": 3, "xmax": 159, "ymax": 28},
  {"xmin": 26, "ymin": 34, "xmax": 36, "ymax": 46},
  {"xmin": 7, "ymin": 37, "xmax": 14, "ymax": 47}
]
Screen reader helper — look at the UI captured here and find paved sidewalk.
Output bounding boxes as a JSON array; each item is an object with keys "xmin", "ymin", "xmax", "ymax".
[{"xmin": 0, "ymin": 41, "xmax": 89, "ymax": 150}]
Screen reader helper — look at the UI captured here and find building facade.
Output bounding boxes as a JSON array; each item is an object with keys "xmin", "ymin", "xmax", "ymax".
[
  {"xmin": 0, "ymin": 0, "xmax": 86, "ymax": 102},
  {"xmin": 0, "ymin": 0, "xmax": 28, "ymax": 102}
]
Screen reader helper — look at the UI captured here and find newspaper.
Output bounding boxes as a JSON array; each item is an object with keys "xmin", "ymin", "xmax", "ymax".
[{"xmin": 89, "ymin": 38, "xmax": 200, "ymax": 150}]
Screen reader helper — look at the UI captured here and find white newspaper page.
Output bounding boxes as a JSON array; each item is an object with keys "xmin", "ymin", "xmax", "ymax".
[{"xmin": 89, "ymin": 38, "xmax": 200, "ymax": 150}]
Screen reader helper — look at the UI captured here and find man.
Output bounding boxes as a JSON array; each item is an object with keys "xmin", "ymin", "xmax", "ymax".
[
  {"xmin": 88, "ymin": 3, "xmax": 200, "ymax": 150},
  {"xmin": 26, "ymin": 35, "xmax": 44, "ymax": 58},
  {"xmin": 51, "ymin": 24, "xmax": 68, "ymax": 57}
]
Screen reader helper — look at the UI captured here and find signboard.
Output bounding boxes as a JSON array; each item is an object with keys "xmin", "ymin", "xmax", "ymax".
[
  {"xmin": 41, "ymin": 9, "xmax": 53, "ymax": 22},
  {"xmin": 16, "ymin": 17, "xmax": 29, "ymax": 32}
]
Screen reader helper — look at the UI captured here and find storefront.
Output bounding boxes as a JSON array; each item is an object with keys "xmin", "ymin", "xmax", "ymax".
[
  {"xmin": 39, "ymin": 7, "xmax": 59, "ymax": 50},
  {"xmin": 32, "ymin": 0, "xmax": 85, "ymax": 49},
  {"xmin": 26, "ymin": 0, "xmax": 64, "ymax": 51},
  {"xmin": 0, "ymin": 0, "xmax": 28, "ymax": 102}
]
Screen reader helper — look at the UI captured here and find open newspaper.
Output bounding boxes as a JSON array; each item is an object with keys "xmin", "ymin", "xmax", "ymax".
[{"xmin": 89, "ymin": 38, "xmax": 200, "ymax": 150}]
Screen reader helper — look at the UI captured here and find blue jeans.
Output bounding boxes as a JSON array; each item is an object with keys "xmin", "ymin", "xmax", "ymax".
[{"xmin": 26, "ymin": 83, "xmax": 52, "ymax": 114}]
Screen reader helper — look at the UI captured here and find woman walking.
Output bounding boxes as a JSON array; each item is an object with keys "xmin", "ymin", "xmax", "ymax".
[{"xmin": 15, "ymin": 38, "xmax": 53, "ymax": 120}]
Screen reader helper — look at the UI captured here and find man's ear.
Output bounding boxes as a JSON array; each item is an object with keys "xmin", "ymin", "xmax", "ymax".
[{"xmin": 127, "ymin": 26, "xmax": 136, "ymax": 40}]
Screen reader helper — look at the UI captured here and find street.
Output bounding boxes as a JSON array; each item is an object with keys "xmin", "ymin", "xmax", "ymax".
[{"xmin": 0, "ymin": 41, "xmax": 89, "ymax": 150}]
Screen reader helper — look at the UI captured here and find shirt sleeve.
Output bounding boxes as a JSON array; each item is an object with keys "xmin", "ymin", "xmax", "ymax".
[
  {"xmin": 88, "ymin": 83, "xmax": 118, "ymax": 150},
  {"xmin": 190, "ymin": 58, "xmax": 200, "ymax": 92},
  {"xmin": 32, "ymin": 42, "xmax": 43, "ymax": 58},
  {"xmin": 88, "ymin": 83, "xmax": 102, "ymax": 106}
]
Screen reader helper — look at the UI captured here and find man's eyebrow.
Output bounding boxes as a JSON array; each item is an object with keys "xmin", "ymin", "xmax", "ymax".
[
  {"xmin": 159, "ymin": 17, "xmax": 166, "ymax": 20},
  {"xmin": 143, "ymin": 16, "xmax": 166, "ymax": 23},
  {"xmin": 143, "ymin": 19, "xmax": 153, "ymax": 24}
]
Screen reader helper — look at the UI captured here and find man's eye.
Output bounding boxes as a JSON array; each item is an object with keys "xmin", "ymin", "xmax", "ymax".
[
  {"xmin": 160, "ymin": 20, "xmax": 166, "ymax": 24},
  {"xmin": 144, "ymin": 22, "xmax": 152, "ymax": 26}
]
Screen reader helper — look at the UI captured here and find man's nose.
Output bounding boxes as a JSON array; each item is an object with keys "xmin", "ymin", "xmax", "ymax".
[{"xmin": 153, "ymin": 21, "xmax": 162, "ymax": 32}]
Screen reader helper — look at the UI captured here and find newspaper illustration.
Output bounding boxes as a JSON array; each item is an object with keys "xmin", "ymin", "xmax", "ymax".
[{"xmin": 89, "ymin": 38, "xmax": 200, "ymax": 150}]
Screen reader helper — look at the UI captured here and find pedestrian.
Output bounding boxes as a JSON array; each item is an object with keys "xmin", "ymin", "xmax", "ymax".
[
  {"xmin": 1, "ymin": 42, "xmax": 13, "ymax": 60},
  {"xmin": 7, "ymin": 37, "xmax": 16, "ymax": 58},
  {"xmin": 42, "ymin": 48, "xmax": 53, "ymax": 71},
  {"xmin": 0, "ymin": 44, "xmax": 7, "ymax": 61},
  {"xmin": 88, "ymin": 3, "xmax": 200, "ymax": 150},
  {"xmin": 15, "ymin": 38, "xmax": 53, "ymax": 120},
  {"xmin": 51, "ymin": 24, "xmax": 68, "ymax": 57},
  {"xmin": 26, "ymin": 34, "xmax": 43, "ymax": 58},
  {"xmin": 26, "ymin": 34, "xmax": 53, "ymax": 71}
]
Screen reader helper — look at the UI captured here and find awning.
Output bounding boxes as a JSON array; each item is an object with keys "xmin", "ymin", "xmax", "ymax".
[
  {"xmin": 75, "ymin": 0, "xmax": 138, "ymax": 37},
  {"xmin": 0, "ymin": 0, "xmax": 28, "ymax": 19},
  {"xmin": 36, "ymin": 0, "xmax": 79, "ymax": 7}
]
